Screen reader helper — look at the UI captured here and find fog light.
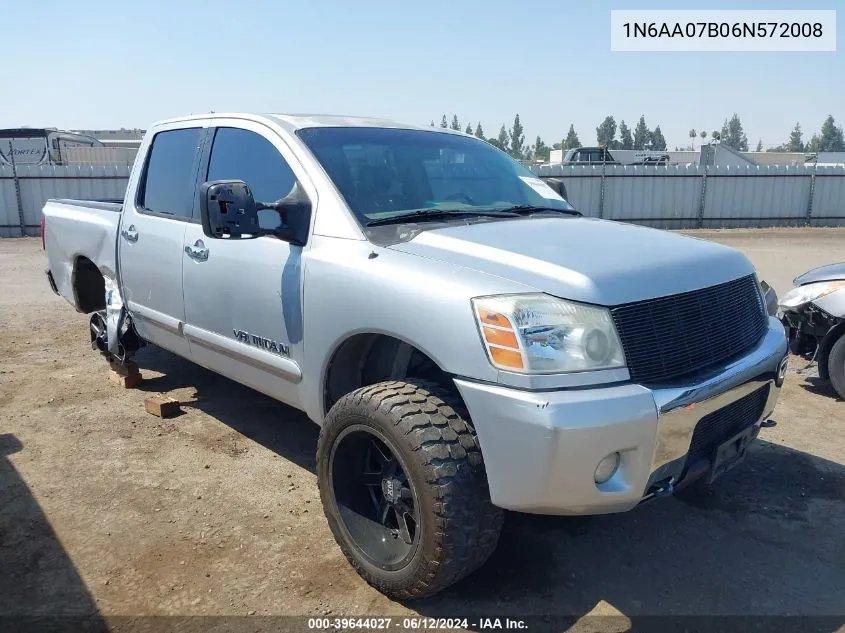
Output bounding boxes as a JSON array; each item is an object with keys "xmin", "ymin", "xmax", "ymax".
[{"xmin": 594, "ymin": 452, "xmax": 621, "ymax": 484}]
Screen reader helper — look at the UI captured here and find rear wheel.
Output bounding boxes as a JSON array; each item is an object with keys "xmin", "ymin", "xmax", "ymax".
[
  {"xmin": 828, "ymin": 334, "xmax": 845, "ymax": 400},
  {"xmin": 316, "ymin": 379, "xmax": 502, "ymax": 599}
]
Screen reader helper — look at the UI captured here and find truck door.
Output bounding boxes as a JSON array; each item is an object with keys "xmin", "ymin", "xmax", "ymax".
[
  {"xmin": 118, "ymin": 123, "xmax": 208, "ymax": 358},
  {"xmin": 181, "ymin": 121, "xmax": 310, "ymax": 408}
]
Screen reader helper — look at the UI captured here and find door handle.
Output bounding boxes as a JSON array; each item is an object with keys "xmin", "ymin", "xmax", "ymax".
[
  {"xmin": 184, "ymin": 239, "xmax": 209, "ymax": 262},
  {"xmin": 121, "ymin": 225, "xmax": 139, "ymax": 243}
]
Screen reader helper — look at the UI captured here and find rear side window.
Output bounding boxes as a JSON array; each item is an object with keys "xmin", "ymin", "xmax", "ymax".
[{"xmin": 139, "ymin": 128, "xmax": 201, "ymax": 217}]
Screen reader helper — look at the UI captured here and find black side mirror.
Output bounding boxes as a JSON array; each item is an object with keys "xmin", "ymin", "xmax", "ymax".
[
  {"xmin": 200, "ymin": 180, "xmax": 261, "ymax": 239},
  {"xmin": 200, "ymin": 179, "xmax": 311, "ymax": 245}
]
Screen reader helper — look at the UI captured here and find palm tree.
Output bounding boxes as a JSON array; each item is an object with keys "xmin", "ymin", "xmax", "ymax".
[
  {"xmin": 689, "ymin": 129, "xmax": 697, "ymax": 151},
  {"xmin": 700, "ymin": 130, "xmax": 708, "ymax": 144}
]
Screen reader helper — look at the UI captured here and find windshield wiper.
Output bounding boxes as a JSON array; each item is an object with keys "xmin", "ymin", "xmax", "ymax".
[
  {"xmin": 365, "ymin": 208, "xmax": 519, "ymax": 227},
  {"xmin": 495, "ymin": 205, "xmax": 582, "ymax": 217}
]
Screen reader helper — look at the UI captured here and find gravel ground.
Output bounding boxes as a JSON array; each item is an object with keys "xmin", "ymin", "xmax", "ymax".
[{"xmin": 1, "ymin": 229, "xmax": 843, "ymax": 631}]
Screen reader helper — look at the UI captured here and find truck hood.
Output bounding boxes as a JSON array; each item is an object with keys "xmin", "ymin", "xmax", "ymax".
[
  {"xmin": 793, "ymin": 262, "xmax": 845, "ymax": 286},
  {"xmin": 388, "ymin": 217, "xmax": 755, "ymax": 305}
]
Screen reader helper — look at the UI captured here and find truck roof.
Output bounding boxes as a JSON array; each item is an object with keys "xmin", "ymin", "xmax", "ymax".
[{"xmin": 150, "ymin": 112, "xmax": 466, "ymax": 135}]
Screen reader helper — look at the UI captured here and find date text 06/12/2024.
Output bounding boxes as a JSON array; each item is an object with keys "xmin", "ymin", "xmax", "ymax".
[{"xmin": 307, "ymin": 617, "xmax": 528, "ymax": 630}]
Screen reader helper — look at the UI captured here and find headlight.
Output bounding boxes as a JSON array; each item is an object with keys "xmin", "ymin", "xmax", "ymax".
[
  {"xmin": 471, "ymin": 293, "xmax": 626, "ymax": 374},
  {"xmin": 778, "ymin": 280, "xmax": 845, "ymax": 309}
]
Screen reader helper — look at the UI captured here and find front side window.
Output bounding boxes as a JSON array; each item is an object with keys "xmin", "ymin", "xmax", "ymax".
[
  {"xmin": 297, "ymin": 127, "xmax": 574, "ymax": 225},
  {"xmin": 206, "ymin": 127, "xmax": 297, "ymax": 229},
  {"xmin": 139, "ymin": 127, "xmax": 201, "ymax": 217}
]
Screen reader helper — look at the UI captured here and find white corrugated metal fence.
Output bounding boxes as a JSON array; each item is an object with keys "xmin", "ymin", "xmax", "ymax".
[
  {"xmin": 0, "ymin": 164, "xmax": 130, "ymax": 237},
  {"xmin": 1, "ymin": 162, "xmax": 843, "ymax": 238},
  {"xmin": 532, "ymin": 163, "xmax": 845, "ymax": 229}
]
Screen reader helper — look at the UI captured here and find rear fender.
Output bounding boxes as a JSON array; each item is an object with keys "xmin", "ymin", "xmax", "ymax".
[{"xmin": 103, "ymin": 276, "xmax": 126, "ymax": 357}]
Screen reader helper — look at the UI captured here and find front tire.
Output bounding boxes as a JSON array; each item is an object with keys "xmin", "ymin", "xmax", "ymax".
[
  {"xmin": 316, "ymin": 380, "xmax": 503, "ymax": 599},
  {"xmin": 828, "ymin": 334, "xmax": 845, "ymax": 400}
]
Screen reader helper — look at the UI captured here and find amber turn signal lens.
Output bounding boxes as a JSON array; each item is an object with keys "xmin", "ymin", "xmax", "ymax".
[
  {"xmin": 482, "ymin": 326, "xmax": 519, "ymax": 349},
  {"xmin": 478, "ymin": 308, "xmax": 510, "ymax": 327},
  {"xmin": 489, "ymin": 346, "xmax": 523, "ymax": 370}
]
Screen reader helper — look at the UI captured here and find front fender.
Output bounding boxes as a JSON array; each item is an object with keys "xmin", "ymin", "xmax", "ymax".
[{"xmin": 300, "ymin": 236, "xmax": 534, "ymax": 424}]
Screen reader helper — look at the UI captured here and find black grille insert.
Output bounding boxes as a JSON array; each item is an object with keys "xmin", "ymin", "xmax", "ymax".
[
  {"xmin": 611, "ymin": 275, "xmax": 767, "ymax": 384},
  {"xmin": 686, "ymin": 384, "xmax": 770, "ymax": 465}
]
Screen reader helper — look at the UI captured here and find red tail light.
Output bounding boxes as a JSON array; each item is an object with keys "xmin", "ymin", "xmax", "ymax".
[{"xmin": 41, "ymin": 216, "xmax": 46, "ymax": 250}]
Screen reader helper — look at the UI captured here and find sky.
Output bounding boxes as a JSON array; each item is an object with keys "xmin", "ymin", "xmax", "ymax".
[{"xmin": 2, "ymin": 0, "xmax": 843, "ymax": 149}]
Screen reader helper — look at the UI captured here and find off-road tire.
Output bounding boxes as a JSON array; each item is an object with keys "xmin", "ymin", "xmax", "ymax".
[
  {"xmin": 316, "ymin": 379, "xmax": 503, "ymax": 599},
  {"xmin": 828, "ymin": 334, "xmax": 845, "ymax": 400}
]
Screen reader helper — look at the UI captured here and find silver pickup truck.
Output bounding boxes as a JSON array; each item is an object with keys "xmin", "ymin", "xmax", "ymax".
[{"xmin": 43, "ymin": 113, "xmax": 789, "ymax": 599}]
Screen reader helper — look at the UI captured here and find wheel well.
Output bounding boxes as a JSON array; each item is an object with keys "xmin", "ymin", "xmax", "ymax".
[
  {"xmin": 72, "ymin": 256, "xmax": 105, "ymax": 314},
  {"xmin": 324, "ymin": 334, "xmax": 455, "ymax": 415},
  {"xmin": 818, "ymin": 321, "xmax": 845, "ymax": 381}
]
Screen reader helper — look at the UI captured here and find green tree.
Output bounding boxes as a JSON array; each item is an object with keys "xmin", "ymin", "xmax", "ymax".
[
  {"xmin": 720, "ymin": 113, "xmax": 748, "ymax": 151},
  {"xmin": 819, "ymin": 115, "xmax": 845, "ymax": 151},
  {"xmin": 474, "ymin": 122, "xmax": 485, "ymax": 140},
  {"xmin": 700, "ymin": 130, "xmax": 707, "ymax": 142},
  {"xmin": 534, "ymin": 136, "xmax": 550, "ymax": 161},
  {"xmin": 689, "ymin": 129, "xmax": 697, "ymax": 150},
  {"xmin": 430, "ymin": 120, "xmax": 435, "ymax": 127},
  {"xmin": 650, "ymin": 125, "xmax": 667, "ymax": 150},
  {"xmin": 786, "ymin": 122, "xmax": 805, "ymax": 152},
  {"xmin": 465, "ymin": 123, "xmax": 472, "ymax": 135},
  {"xmin": 806, "ymin": 134, "xmax": 821, "ymax": 152},
  {"xmin": 522, "ymin": 143, "xmax": 532, "ymax": 161},
  {"xmin": 619, "ymin": 121, "xmax": 633, "ymax": 150},
  {"xmin": 450, "ymin": 115, "xmax": 461, "ymax": 131},
  {"xmin": 596, "ymin": 115, "xmax": 617, "ymax": 148},
  {"xmin": 508, "ymin": 114, "xmax": 525, "ymax": 158},
  {"xmin": 755, "ymin": 139, "xmax": 763, "ymax": 152},
  {"xmin": 711, "ymin": 130, "xmax": 721, "ymax": 142},
  {"xmin": 440, "ymin": 115, "xmax": 448, "ymax": 128},
  {"xmin": 486, "ymin": 124, "xmax": 509, "ymax": 151},
  {"xmin": 633, "ymin": 116, "xmax": 650, "ymax": 150},
  {"xmin": 564, "ymin": 124, "xmax": 580, "ymax": 149}
]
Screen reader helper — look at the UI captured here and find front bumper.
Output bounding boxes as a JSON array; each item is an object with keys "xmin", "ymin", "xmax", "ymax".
[{"xmin": 454, "ymin": 317, "xmax": 788, "ymax": 515}]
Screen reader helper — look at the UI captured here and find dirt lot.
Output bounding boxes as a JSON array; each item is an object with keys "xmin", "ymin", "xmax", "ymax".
[{"xmin": 1, "ymin": 229, "xmax": 844, "ymax": 631}]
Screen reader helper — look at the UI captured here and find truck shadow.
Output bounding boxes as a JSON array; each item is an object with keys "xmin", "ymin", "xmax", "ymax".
[
  {"xmin": 134, "ymin": 346, "xmax": 319, "ymax": 474},
  {"xmin": 0, "ymin": 434, "xmax": 108, "ymax": 632},
  {"xmin": 412, "ymin": 440, "xmax": 845, "ymax": 630},
  {"xmin": 131, "ymin": 348, "xmax": 844, "ymax": 629}
]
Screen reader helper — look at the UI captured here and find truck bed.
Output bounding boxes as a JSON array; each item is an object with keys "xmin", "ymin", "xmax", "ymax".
[
  {"xmin": 42, "ymin": 198, "xmax": 122, "ymax": 312},
  {"xmin": 52, "ymin": 198, "xmax": 123, "ymax": 212}
]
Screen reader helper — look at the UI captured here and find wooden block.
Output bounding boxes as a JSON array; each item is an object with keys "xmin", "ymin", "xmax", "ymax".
[
  {"xmin": 109, "ymin": 361, "xmax": 139, "ymax": 377},
  {"xmin": 109, "ymin": 370, "xmax": 142, "ymax": 388},
  {"xmin": 144, "ymin": 396, "xmax": 181, "ymax": 418}
]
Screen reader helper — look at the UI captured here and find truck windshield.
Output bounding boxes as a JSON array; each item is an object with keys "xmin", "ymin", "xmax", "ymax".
[{"xmin": 296, "ymin": 127, "xmax": 575, "ymax": 225}]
